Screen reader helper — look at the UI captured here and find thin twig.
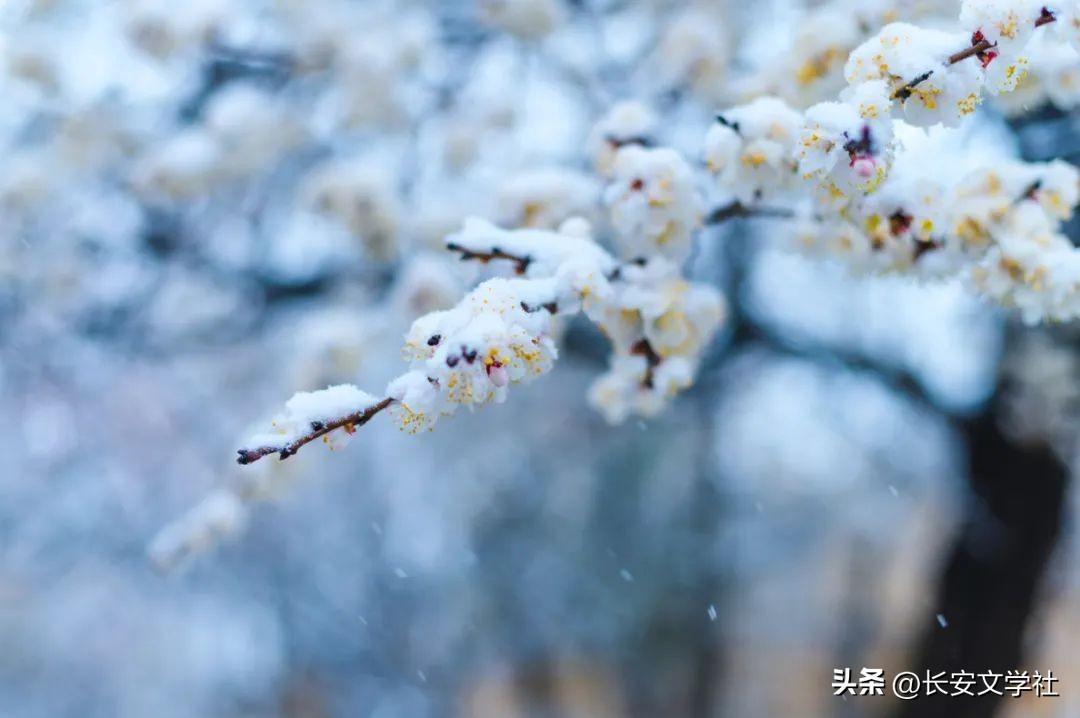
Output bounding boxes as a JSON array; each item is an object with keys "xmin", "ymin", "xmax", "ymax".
[
  {"xmin": 630, "ymin": 338, "xmax": 662, "ymax": 389},
  {"xmin": 237, "ymin": 397, "xmax": 394, "ymax": 465},
  {"xmin": 446, "ymin": 241, "xmax": 531, "ymax": 274}
]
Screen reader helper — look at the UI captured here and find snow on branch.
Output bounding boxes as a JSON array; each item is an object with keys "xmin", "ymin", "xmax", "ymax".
[
  {"xmin": 237, "ymin": 193, "xmax": 726, "ymax": 462},
  {"xmin": 894, "ymin": 5, "xmax": 1058, "ymax": 100},
  {"xmin": 237, "ymin": 386, "xmax": 393, "ymax": 464},
  {"xmin": 233, "ymin": 0, "xmax": 1079, "ymax": 470},
  {"xmin": 705, "ymin": 0, "xmax": 1080, "ymax": 320}
]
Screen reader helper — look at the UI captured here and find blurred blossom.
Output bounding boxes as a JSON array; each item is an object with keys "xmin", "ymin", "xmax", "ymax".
[{"xmin": 0, "ymin": 0, "xmax": 1077, "ymax": 717}]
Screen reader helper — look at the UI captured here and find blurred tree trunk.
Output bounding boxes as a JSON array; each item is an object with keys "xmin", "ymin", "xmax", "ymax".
[{"xmin": 895, "ymin": 391, "xmax": 1069, "ymax": 718}]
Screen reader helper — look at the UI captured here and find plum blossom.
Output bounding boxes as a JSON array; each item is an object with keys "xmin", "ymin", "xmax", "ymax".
[
  {"xmin": 300, "ymin": 159, "xmax": 403, "ymax": 261},
  {"xmin": 391, "ymin": 277, "xmax": 562, "ymax": 432},
  {"xmin": 648, "ymin": 7, "xmax": 729, "ymax": 103},
  {"xmin": 970, "ymin": 202, "xmax": 1080, "ymax": 323},
  {"xmin": 232, "ymin": 0, "xmax": 1078, "ymax": 469},
  {"xmin": 589, "ymin": 259, "xmax": 725, "ymax": 423},
  {"xmin": 959, "ymin": 0, "xmax": 1050, "ymax": 92},
  {"xmin": 495, "ymin": 168, "xmax": 601, "ymax": 229},
  {"xmin": 845, "ymin": 23, "xmax": 985, "ymax": 126},
  {"xmin": 796, "ymin": 82, "xmax": 895, "ymax": 201},
  {"xmin": 586, "ymin": 101, "xmax": 659, "ymax": 177},
  {"xmin": 992, "ymin": 36, "xmax": 1080, "ymax": 113},
  {"xmin": 849, "ymin": 176, "xmax": 953, "ymax": 275},
  {"xmin": 605, "ymin": 145, "xmax": 703, "ymax": 262},
  {"xmin": 705, "ymin": 97, "xmax": 804, "ymax": 204}
]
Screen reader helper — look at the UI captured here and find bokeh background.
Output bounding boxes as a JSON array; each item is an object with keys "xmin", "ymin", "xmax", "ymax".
[{"xmin": 1, "ymin": 0, "xmax": 1078, "ymax": 716}]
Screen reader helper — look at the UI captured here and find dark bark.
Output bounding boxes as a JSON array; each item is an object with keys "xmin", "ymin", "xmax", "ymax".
[
  {"xmin": 895, "ymin": 395, "xmax": 1069, "ymax": 718},
  {"xmin": 713, "ymin": 216, "xmax": 1071, "ymax": 718}
]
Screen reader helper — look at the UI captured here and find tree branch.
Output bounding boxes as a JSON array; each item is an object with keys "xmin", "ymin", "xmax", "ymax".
[
  {"xmin": 629, "ymin": 338, "xmax": 663, "ymax": 389},
  {"xmin": 895, "ymin": 11, "xmax": 1056, "ymax": 100},
  {"xmin": 445, "ymin": 241, "xmax": 532, "ymax": 274},
  {"xmin": 236, "ymin": 397, "xmax": 394, "ymax": 465},
  {"xmin": 704, "ymin": 201, "xmax": 797, "ymax": 225},
  {"xmin": 731, "ymin": 318, "xmax": 940, "ymax": 414},
  {"xmin": 895, "ymin": 388, "xmax": 1068, "ymax": 718}
]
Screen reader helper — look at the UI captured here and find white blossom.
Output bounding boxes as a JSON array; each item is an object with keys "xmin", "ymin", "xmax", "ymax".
[
  {"xmin": 496, "ymin": 168, "xmax": 600, "ymax": 229},
  {"xmin": 589, "ymin": 259, "xmax": 724, "ymax": 423},
  {"xmin": 785, "ymin": 214, "xmax": 873, "ymax": 265},
  {"xmin": 970, "ymin": 202, "xmax": 1080, "ymax": 322},
  {"xmin": 796, "ymin": 83, "xmax": 894, "ymax": 201},
  {"xmin": 390, "ymin": 276, "xmax": 562, "ymax": 431},
  {"xmin": 999, "ymin": 41, "xmax": 1080, "ymax": 112},
  {"xmin": 648, "ymin": 6, "xmax": 729, "ymax": 102},
  {"xmin": 604, "ymin": 145, "xmax": 703, "ymax": 262},
  {"xmin": 960, "ymin": 0, "xmax": 1047, "ymax": 49},
  {"xmin": 300, "ymin": 159, "xmax": 403, "ymax": 261},
  {"xmin": 148, "ymin": 489, "xmax": 248, "ymax": 571},
  {"xmin": 845, "ymin": 23, "xmax": 984, "ymax": 126},
  {"xmin": 848, "ymin": 175, "xmax": 954, "ymax": 275},
  {"xmin": 784, "ymin": 5, "xmax": 864, "ymax": 100},
  {"xmin": 706, "ymin": 98, "xmax": 804, "ymax": 204},
  {"xmin": 959, "ymin": 0, "xmax": 1049, "ymax": 92},
  {"xmin": 586, "ymin": 101, "xmax": 659, "ymax": 177},
  {"xmin": 953, "ymin": 159, "xmax": 1079, "ymax": 230}
]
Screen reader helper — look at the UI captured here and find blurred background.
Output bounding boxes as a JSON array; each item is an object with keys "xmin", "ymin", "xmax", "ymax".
[{"xmin": 0, "ymin": 0, "xmax": 1077, "ymax": 716}]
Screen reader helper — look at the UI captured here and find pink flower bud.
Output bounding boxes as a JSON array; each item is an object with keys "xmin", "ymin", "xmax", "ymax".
[
  {"xmin": 851, "ymin": 157, "xmax": 876, "ymax": 179},
  {"xmin": 487, "ymin": 363, "xmax": 509, "ymax": 387}
]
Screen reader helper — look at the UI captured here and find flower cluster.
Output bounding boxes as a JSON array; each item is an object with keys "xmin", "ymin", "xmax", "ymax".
[
  {"xmin": 956, "ymin": 161, "xmax": 1080, "ymax": 321},
  {"xmin": 604, "ymin": 145, "xmax": 703, "ymax": 263},
  {"xmin": 388, "ymin": 215, "xmax": 627, "ymax": 432},
  {"xmin": 971, "ymin": 202, "xmax": 1080, "ymax": 322},
  {"xmin": 240, "ymin": 125, "xmax": 729, "ymax": 459},
  {"xmin": 236, "ymin": 0, "xmax": 1077, "ymax": 467},
  {"xmin": 958, "ymin": 0, "xmax": 1050, "ymax": 92},
  {"xmin": 785, "ymin": 157, "xmax": 1080, "ymax": 320},
  {"xmin": 711, "ymin": 0, "xmax": 1068, "ymax": 213},
  {"xmin": 589, "ymin": 258, "xmax": 725, "ymax": 423},
  {"xmin": 705, "ymin": 98, "xmax": 803, "ymax": 204},
  {"xmin": 845, "ymin": 23, "xmax": 984, "ymax": 126},
  {"xmin": 797, "ymin": 81, "xmax": 896, "ymax": 200},
  {"xmin": 702, "ymin": 0, "xmax": 1080, "ymax": 324},
  {"xmin": 586, "ymin": 101, "xmax": 659, "ymax": 177},
  {"xmin": 708, "ymin": 85, "xmax": 895, "ymax": 209},
  {"xmin": 995, "ymin": 39, "xmax": 1080, "ymax": 114},
  {"xmin": 389, "ymin": 276, "xmax": 562, "ymax": 432},
  {"xmin": 732, "ymin": 0, "xmax": 954, "ymax": 108},
  {"xmin": 793, "ymin": 174, "xmax": 953, "ymax": 276}
]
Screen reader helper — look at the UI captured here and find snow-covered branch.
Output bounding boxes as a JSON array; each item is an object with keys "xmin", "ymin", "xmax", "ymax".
[
  {"xmin": 236, "ymin": 388, "xmax": 393, "ymax": 464},
  {"xmin": 706, "ymin": 0, "xmax": 1080, "ymax": 319},
  {"xmin": 895, "ymin": 4, "xmax": 1058, "ymax": 99},
  {"xmin": 233, "ymin": 0, "xmax": 1078, "ymax": 469}
]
